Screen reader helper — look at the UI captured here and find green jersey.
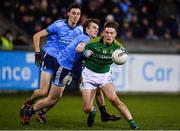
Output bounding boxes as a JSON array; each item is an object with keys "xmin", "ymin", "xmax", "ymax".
[{"xmin": 84, "ymin": 37, "xmax": 123, "ymax": 73}]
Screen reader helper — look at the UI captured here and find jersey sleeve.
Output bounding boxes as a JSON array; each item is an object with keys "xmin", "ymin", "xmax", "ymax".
[
  {"xmin": 46, "ymin": 20, "xmax": 63, "ymax": 34},
  {"xmin": 78, "ymin": 35, "xmax": 90, "ymax": 44}
]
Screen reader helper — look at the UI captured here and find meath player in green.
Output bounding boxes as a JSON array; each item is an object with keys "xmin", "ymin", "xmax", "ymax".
[{"xmin": 81, "ymin": 21, "xmax": 139, "ymax": 129}]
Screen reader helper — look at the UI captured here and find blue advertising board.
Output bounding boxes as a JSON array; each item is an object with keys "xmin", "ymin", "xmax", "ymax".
[{"xmin": 0, "ymin": 51, "xmax": 40, "ymax": 90}]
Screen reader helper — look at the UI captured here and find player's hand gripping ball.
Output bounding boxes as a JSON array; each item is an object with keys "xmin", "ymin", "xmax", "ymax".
[{"xmin": 112, "ymin": 48, "xmax": 128, "ymax": 65}]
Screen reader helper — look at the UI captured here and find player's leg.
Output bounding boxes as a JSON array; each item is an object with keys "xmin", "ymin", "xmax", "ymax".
[
  {"xmin": 28, "ymin": 52, "xmax": 56, "ymax": 101},
  {"xmin": 22, "ymin": 84, "xmax": 64, "ymax": 125},
  {"xmin": 30, "ymin": 71, "xmax": 52, "ymax": 100},
  {"xmin": 81, "ymin": 67, "xmax": 99, "ymax": 127},
  {"xmin": 20, "ymin": 52, "xmax": 54, "ymax": 117},
  {"xmin": 20, "ymin": 71, "xmax": 52, "ymax": 117},
  {"xmin": 32, "ymin": 85, "xmax": 64, "ymax": 112},
  {"xmin": 36, "ymin": 99, "xmax": 59, "ymax": 123},
  {"xmin": 101, "ymin": 83, "xmax": 139, "ymax": 129},
  {"xmin": 82, "ymin": 88, "xmax": 96, "ymax": 127},
  {"xmin": 95, "ymin": 89, "xmax": 121, "ymax": 122},
  {"xmin": 23, "ymin": 71, "xmax": 52, "ymax": 122},
  {"xmin": 27, "ymin": 65, "xmax": 69, "ymax": 125},
  {"xmin": 36, "ymin": 73, "xmax": 72, "ymax": 123}
]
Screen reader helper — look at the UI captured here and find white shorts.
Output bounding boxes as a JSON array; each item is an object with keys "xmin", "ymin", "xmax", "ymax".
[{"xmin": 81, "ymin": 67, "xmax": 112, "ymax": 89}]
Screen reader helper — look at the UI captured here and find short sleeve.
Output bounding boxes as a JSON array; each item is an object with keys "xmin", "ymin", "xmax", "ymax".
[{"xmin": 46, "ymin": 20, "xmax": 63, "ymax": 34}]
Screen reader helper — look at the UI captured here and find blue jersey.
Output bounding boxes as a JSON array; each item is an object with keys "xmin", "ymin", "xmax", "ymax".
[
  {"xmin": 57, "ymin": 33, "xmax": 90, "ymax": 70},
  {"xmin": 43, "ymin": 19, "xmax": 83, "ymax": 58}
]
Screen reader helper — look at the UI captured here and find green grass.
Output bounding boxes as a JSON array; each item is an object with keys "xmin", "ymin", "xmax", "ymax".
[{"xmin": 0, "ymin": 93, "xmax": 180, "ymax": 130}]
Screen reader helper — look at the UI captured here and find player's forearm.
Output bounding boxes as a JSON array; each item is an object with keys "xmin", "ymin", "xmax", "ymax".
[
  {"xmin": 76, "ymin": 42, "xmax": 85, "ymax": 53},
  {"xmin": 76, "ymin": 46, "xmax": 83, "ymax": 53},
  {"xmin": 33, "ymin": 34, "xmax": 40, "ymax": 52}
]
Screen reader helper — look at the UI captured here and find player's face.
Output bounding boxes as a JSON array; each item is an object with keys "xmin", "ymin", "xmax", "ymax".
[
  {"xmin": 103, "ymin": 27, "xmax": 117, "ymax": 44},
  {"xmin": 87, "ymin": 22, "xmax": 99, "ymax": 38},
  {"xmin": 67, "ymin": 8, "xmax": 81, "ymax": 25}
]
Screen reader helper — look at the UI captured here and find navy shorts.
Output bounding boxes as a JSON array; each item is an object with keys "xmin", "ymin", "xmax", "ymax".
[
  {"xmin": 41, "ymin": 51, "xmax": 59, "ymax": 74},
  {"xmin": 41, "ymin": 51, "xmax": 70, "ymax": 87},
  {"xmin": 51, "ymin": 65, "xmax": 70, "ymax": 87}
]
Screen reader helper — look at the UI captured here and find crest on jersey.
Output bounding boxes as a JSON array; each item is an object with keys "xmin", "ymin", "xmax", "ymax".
[{"xmin": 103, "ymin": 50, "xmax": 107, "ymax": 54}]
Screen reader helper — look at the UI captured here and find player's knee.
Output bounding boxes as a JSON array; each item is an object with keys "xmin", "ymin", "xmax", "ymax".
[
  {"xmin": 39, "ymin": 88, "xmax": 49, "ymax": 96},
  {"xmin": 49, "ymin": 100, "xmax": 56, "ymax": 106},
  {"xmin": 109, "ymin": 95, "xmax": 118, "ymax": 105},
  {"xmin": 83, "ymin": 105, "xmax": 92, "ymax": 113},
  {"xmin": 47, "ymin": 97, "xmax": 58, "ymax": 106}
]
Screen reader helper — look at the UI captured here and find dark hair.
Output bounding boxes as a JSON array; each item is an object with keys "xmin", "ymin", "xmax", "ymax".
[
  {"xmin": 67, "ymin": 3, "xmax": 82, "ymax": 12},
  {"xmin": 104, "ymin": 21, "xmax": 119, "ymax": 32},
  {"xmin": 83, "ymin": 18, "xmax": 100, "ymax": 32}
]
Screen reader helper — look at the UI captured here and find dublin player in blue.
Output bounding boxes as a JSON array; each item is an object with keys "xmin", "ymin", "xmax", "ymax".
[
  {"xmin": 21, "ymin": 18, "xmax": 120, "ymax": 125},
  {"xmin": 19, "ymin": 3, "xmax": 83, "ymax": 125}
]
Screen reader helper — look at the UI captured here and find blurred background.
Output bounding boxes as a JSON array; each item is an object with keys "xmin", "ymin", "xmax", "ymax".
[{"xmin": 0, "ymin": 0, "xmax": 179, "ymax": 92}]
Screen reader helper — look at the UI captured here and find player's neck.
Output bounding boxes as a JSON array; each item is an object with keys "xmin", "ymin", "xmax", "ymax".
[
  {"xmin": 68, "ymin": 20, "xmax": 77, "ymax": 28},
  {"xmin": 103, "ymin": 39, "xmax": 112, "ymax": 45}
]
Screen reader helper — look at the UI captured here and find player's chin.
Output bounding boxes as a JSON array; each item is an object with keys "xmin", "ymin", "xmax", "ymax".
[
  {"xmin": 72, "ymin": 21, "xmax": 78, "ymax": 25},
  {"xmin": 73, "ymin": 19, "xmax": 78, "ymax": 23},
  {"xmin": 106, "ymin": 40, "xmax": 113, "ymax": 44},
  {"xmin": 94, "ymin": 33, "xmax": 98, "ymax": 37},
  {"xmin": 92, "ymin": 34, "xmax": 97, "ymax": 38}
]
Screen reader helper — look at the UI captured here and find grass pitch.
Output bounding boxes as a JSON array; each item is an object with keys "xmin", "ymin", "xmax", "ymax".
[{"xmin": 0, "ymin": 93, "xmax": 180, "ymax": 130}]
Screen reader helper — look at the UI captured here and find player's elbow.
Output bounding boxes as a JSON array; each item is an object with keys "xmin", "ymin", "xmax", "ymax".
[
  {"xmin": 76, "ymin": 43, "xmax": 85, "ymax": 53},
  {"xmin": 33, "ymin": 33, "xmax": 40, "ymax": 41},
  {"xmin": 76, "ymin": 46, "xmax": 83, "ymax": 53},
  {"xmin": 33, "ymin": 29, "xmax": 47, "ymax": 41}
]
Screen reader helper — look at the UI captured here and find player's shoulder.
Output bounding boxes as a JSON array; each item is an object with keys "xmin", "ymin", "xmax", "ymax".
[
  {"xmin": 114, "ymin": 39, "xmax": 124, "ymax": 48},
  {"xmin": 52, "ymin": 19, "xmax": 66, "ymax": 27},
  {"xmin": 78, "ymin": 33, "xmax": 88, "ymax": 39},
  {"xmin": 76, "ymin": 25, "xmax": 83, "ymax": 32}
]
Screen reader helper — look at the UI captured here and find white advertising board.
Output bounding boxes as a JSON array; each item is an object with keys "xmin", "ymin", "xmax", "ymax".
[{"xmin": 111, "ymin": 54, "xmax": 180, "ymax": 92}]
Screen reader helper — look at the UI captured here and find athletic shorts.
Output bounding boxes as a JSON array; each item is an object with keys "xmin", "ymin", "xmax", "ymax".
[
  {"xmin": 51, "ymin": 65, "xmax": 70, "ymax": 87},
  {"xmin": 41, "ymin": 50, "xmax": 70, "ymax": 87},
  {"xmin": 41, "ymin": 50, "xmax": 59, "ymax": 74},
  {"xmin": 81, "ymin": 67, "xmax": 112, "ymax": 89}
]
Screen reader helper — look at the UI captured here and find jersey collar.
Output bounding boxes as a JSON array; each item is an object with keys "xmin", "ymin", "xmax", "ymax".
[
  {"xmin": 84, "ymin": 32, "xmax": 90, "ymax": 39},
  {"xmin": 100, "ymin": 37, "xmax": 114, "ymax": 46},
  {"xmin": 65, "ymin": 19, "xmax": 80, "ymax": 29}
]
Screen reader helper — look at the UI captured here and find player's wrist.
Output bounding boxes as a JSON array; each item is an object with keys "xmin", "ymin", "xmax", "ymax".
[
  {"xmin": 35, "ymin": 52, "xmax": 41, "ymax": 55},
  {"xmin": 35, "ymin": 52, "xmax": 41, "ymax": 58},
  {"xmin": 83, "ymin": 49, "xmax": 94, "ymax": 58}
]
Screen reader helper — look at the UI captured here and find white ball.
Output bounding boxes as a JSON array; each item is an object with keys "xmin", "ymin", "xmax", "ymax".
[{"xmin": 112, "ymin": 48, "xmax": 128, "ymax": 65}]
